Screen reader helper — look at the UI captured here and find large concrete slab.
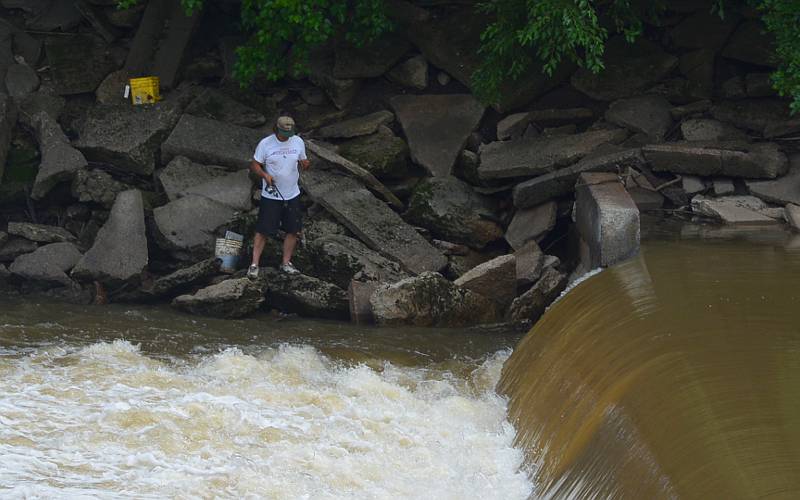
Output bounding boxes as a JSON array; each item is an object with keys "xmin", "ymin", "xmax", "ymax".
[
  {"xmin": 642, "ymin": 141, "xmax": 788, "ymax": 179},
  {"xmin": 691, "ymin": 195, "xmax": 777, "ymax": 225},
  {"xmin": 161, "ymin": 114, "xmax": 263, "ymax": 170},
  {"xmin": 747, "ymin": 154, "xmax": 800, "ymax": 205},
  {"xmin": 390, "ymin": 94, "xmax": 484, "ymax": 177},
  {"xmin": 301, "ymin": 168, "xmax": 446, "ymax": 275},
  {"xmin": 152, "ymin": 0, "xmax": 201, "ymax": 89}
]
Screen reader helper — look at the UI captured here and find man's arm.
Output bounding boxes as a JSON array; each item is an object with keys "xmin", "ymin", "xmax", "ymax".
[
  {"xmin": 299, "ymin": 158, "xmax": 310, "ymax": 171},
  {"xmin": 250, "ymin": 160, "xmax": 273, "ymax": 185}
]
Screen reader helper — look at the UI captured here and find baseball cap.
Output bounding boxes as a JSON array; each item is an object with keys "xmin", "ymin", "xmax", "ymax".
[{"xmin": 276, "ymin": 116, "xmax": 295, "ymax": 136}]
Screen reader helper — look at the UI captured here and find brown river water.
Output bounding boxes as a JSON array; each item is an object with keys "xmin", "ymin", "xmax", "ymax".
[{"xmin": 1, "ymin": 219, "xmax": 799, "ymax": 498}]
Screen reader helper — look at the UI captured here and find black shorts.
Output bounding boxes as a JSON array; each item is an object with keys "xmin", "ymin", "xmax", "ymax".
[{"xmin": 255, "ymin": 196, "xmax": 303, "ymax": 238}]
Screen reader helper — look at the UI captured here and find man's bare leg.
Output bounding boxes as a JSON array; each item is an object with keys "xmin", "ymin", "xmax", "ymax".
[
  {"xmin": 251, "ymin": 232, "xmax": 268, "ymax": 267},
  {"xmin": 282, "ymin": 233, "xmax": 298, "ymax": 265}
]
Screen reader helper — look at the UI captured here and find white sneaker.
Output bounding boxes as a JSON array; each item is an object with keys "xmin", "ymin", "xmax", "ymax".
[
  {"xmin": 246, "ymin": 264, "xmax": 259, "ymax": 279},
  {"xmin": 280, "ymin": 262, "xmax": 300, "ymax": 274}
]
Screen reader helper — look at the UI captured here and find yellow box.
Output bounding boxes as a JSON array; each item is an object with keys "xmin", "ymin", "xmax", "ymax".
[{"xmin": 129, "ymin": 76, "xmax": 160, "ymax": 105}]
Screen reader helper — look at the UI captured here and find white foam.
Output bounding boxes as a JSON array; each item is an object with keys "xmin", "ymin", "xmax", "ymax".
[{"xmin": 0, "ymin": 341, "xmax": 532, "ymax": 499}]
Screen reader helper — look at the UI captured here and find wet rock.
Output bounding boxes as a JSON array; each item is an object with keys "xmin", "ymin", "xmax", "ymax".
[
  {"xmin": 642, "ymin": 142, "xmax": 788, "ymax": 179},
  {"xmin": 390, "ymin": 94, "xmax": 485, "ymax": 177},
  {"xmin": 182, "ymin": 169, "xmax": 253, "ymax": 211},
  {"xmin": 72, "ymin": 190, "xmax": 148, "ymax": 285},
  {"xmin": 747, "ymin": 155, "xmax": 800, "ymax": 205},
  {"xmin": 691, "ymin": 195, "xmax": 776, "ymax": 224},
  {"xmin": 512, "ymin": 148, "xmax": 644, "ymax": 209},
  {"xmin": 387, "ymin": 55, "xmax": 427, "ymax": 90},
  {"xmin": 337, "ymin": 125, "xmax": 410, "ymax": 180},
  {"xmin": 5, "ymin": 63, "xmax": 38, "ymax": 99},
  {"xmin": 454, "ymin": 254, "xmax": 516, "ymax": 307},
  {"xmin": 571, "ymin": 36, "xmax": 678, "ymax": 101},
  {"xmin": 153, "ymin": 195, "xmax": 237, "ymax": 260},
  {"xmin": 31, "ymin": 112, "xmax": 87, "ymax": 200},
  {"xmin": 316, "ymin": 110, "xmax": 394, "ymax": 139},
  {"xmin": 294, "ymin": 234, "xmax": 410, "ymax": 290},
  {"xmin": 149, "ymin": 258, "xmax": 221, "ymax": 297},
  {"xmin": 71, "ymin": 168, "xmax": 129, "ymax": 208},
  {"xmin": 75, "ymin": 104, "xmax": 182, "ymax": 176},
  {"xmin": 713, "ymin": 178, "xmax": 735, "ymax": 196},
  {"xmin": 9, "ymin": 242, "xmax": 82, "ymax": 287},
  {"xmin": 575, "ymin": 173, "xmax": 640, "ymax": 268},
  {"xmin": 185, "ymin": 88, "xmax": 266, "ymax": 128},
  {"xmin": 506, "ymin": 267, "xmax": 568, "ymax": 323},
  {"xmin": 156, "ymin": 156, "xmax": 229, "ymax": 202},
  {"xmin": 172, "ymin": 278, "xmax": 264, "ymax": 318},
  {"xmin": 333, "ymin": 32, "xmax": 410, "ymax": 79},
  {"xmin": 515, "ymin": 240, "xmax": 544, "ymax": 291},
  {"xmin": 405, "ymin": 177, "xmax": 503, "ymax": 249},
  {"xmin": 722, "ymin": 20, "xmax": 776, "ymax": 68},
  {"xmin": 0, "ymin": 237, "xmax": 38, "ymax": 262},
  {"xmin": 301, "ymin": 168, "xmax": 446, "ymax": 274},
  {"xmin": 681, "ymin": 119, "xmax": 746, "ymax": 142},
  {"xmin": 161, "ymin": 114, "xmax": 263, "ymax": 170},
  {"xmin": 605, "ymin": 96, "xmax": 672, "ymax": 142},
  {"xmin": 505, "ymin": 201, "xmax": 556, "ymax": 250},
  {"xmin": 786, "ymin": 204, "xmax": 800, "ymax": 231},
  {"xmin": 370, "ymin": 271, "xmax": 498, "ymax": 327},
  {"xmin": 7, "ymin": 222, "xmax": 75, "ymax": 243},
  {"xmin": 260, "ymin": 267, "xmax": 349, "ymax": 320},
  {"xmin": 479, "ymin": 128, "xmax": 628, "ymax": 181}
]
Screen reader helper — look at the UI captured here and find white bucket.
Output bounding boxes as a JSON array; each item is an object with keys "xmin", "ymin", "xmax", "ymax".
[{"xmin": 215, "ymin": 238, "xmax": 243, "ymax": 273}]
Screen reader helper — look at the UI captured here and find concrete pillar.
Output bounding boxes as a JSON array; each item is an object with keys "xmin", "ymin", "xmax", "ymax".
[{"xmin": 348, "ymin": 280, "xmax": 379, "ymax": 325}]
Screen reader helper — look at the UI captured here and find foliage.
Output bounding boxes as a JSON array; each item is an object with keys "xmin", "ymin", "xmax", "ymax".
[{"xmin": 754, "ymin": 0, "xmax": 800, "ymax": 113}]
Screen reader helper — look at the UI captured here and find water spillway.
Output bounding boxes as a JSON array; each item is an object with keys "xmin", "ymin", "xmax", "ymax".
[{"xmin": 501, "ymin": 236, "xmax": 800, "ymax": 499}]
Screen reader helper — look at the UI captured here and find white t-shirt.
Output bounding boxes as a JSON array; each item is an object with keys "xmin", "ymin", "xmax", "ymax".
[{"xmin": 253, "ymin": 134, "xmax": 307, "ymax": 200}]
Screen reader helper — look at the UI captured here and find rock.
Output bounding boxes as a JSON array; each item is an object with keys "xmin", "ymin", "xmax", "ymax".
[
  {"xmin": 18, "ymin": 88, "xmax": 64, "ymax": 129},
  {"xmin": 370, "ymin": 271, "xmax": 498, "ymax": 327},
  {"xmin": 711, "ymin": 99, "xmax": 789, "ymax": 135},
  {"xmin": 348, "ymin": 280, "xmax": 379, "ymax": 324},
  {"xmin": 0, "ymin": 263, "xmax": 8, "ymax": 287},
  {"xmin": 390, "ymin": 94, "xmax": 485, "ymax": 177},
  {"xmin": 691, "ymin": 195, "xmax": 776, "ymax": 224},
  {"xmin": 628, "ymin": 187, "xmax": 665, "ymax": 211},
  {"xmin": 575, "ymin": 172, "xmax": 640, "ymax": 268},
  {"xmin": 720, "ymin": 76, "xmax": 747, "ymax": 100},
  {"xmin": 7, "ymin": 222, "xmax": 75, "ymax": 243},
  {"xmin": 72, "ymin": 190, "xmax": 148, "ymax": 285},
  {"xmin": 671, "ymin": 99, "xmax": 712, "ymax": 120},
  {"xmin": 75, "ymin": 0, "xmax": 120, "ymax": 43},
  {"xmin": 0, "ymin": 231, "xmax": 6, "ymax": 247},
  {"xmin": 0, "ymin": 93, "xmax": 15, "ymax": 182},
  {"xmin": 512, "ymin": 148, "xmax": 644, "ymax": 209},
  {"xmin": 157, "ymin": 156, "xmax": 229, "ymax": 202},
  {"xmin": 75, "ymin": 104, "xmax": 182, "ymax": 176},
  {"xmin": 505, "ymin": 201, "xmax": 557, "ymax": 250},
  {"xmin": 387, "ymin": 55, "xmax": 427, "ymax": 90},
  {"xmin": 31, "ymin": 112, "xmax": 87, "ymax": 200},
  {"xmin": 745, "ymin": 73, "xmax": 775, "ymax": 98},
  {"xmin": 153, "ymin": 195, "xmax": 237, "ymax": 259},
  {"xmin": 571, "ymin": 36, "xmax": 678, "ymax": 101},
  {"xmin": 479, "ymin": 128, "xmax": 628, "ymax": 180},
  {"xmin": 95, "ymin": 69, "xmax": 129, "ymax": 105},
  {"xmin": 682, "ymin": 175, "xmax": 707, "ymax": 195},
  {"xmin": 5, "ymin": 63, "xmax": 38, "ymax": 99},
  {"xmin": 529, "ymin": 108, "xmax": 594, "ymax": 128},
  {"xmin": 185, "ymin": 88, "xmax": 266, "ymax": 128},
  {"xmin": 680, "ymin": 119, "xmax": 747, "ymax": 142},
  {"xmin": 173, "ymin": 278, "xmax": 264, "ymax": 318},
  {"xmin": 506, "ymin": 267, "xmax": 568, "ymax": 323},
  {"xmin": 497, "ymin": 113, "xmax": 530, "ymax": 141},
  {"xmin": 0, "ymin": 237, "xmax": 38, "ymax": 262},
  {"xmin": 71, "ymin": 168, "xmax": 129, "ymax": 208},
  {"xmin": 514, "ymin": 240, "xmax": 544, "ymax": 290},
  {"xmin": 45, "ymin": 35, "xmax": 116, "ymax": 96},
  {"xmin": 316, "ymin": 110, "xmax": 394, "ymax": 139},
  {"xmin": 29, "ymin": 0, "xmax": 82, "ymax": 31},
  {"xmin": 9, "ymin": 242, "xmax": 82, "ymax": 287},
  {"xmin": 161, "ymin": 114, "xmax": 263, "ymax": 170},
  {"xmin": 308, "ymin": 49, "xmax": 360, "ymax": 110},
  {"xmin": 333, "ymin": 32, "xmax": 410, "ymax": 79},
  {"xmin": 432, "ymin": 239, "xmax": 469, "ymax": 256},
  {"xmin": 670, "ymin": 9, "xmax": 738, "ymax": 50},
  {"xmin": 605, "ymin": 96, "xmax": 672, "ymax": 142},
  {"xmin": 182, "ymin": 169, "xmax": 253, "ymax": 211},
  {"xmin": 300, "ymin": 168, "xmax": 446, "ymax": 274},
  {"xmin": 713, "ymin": 178, "xmax": 735, "ymax": 196},
  {"xmin": 747, "ymin": 155, "xmax": 800, "ymax": 205},
  {"xmin": 786, "ymin": 204, "xmax": 800, "ymax": 231},
  {"xmin": 678, "ymin": 49, "xmax": 715, "ymax": 97},
  {"xmin": 454, "ymin": 254, "xmax": 516, "ymax": 307},
  {"xmin": 294, "ymin": 234, "xmax": 410, "ymax": 290},
  {"xmin": 104, "ymin": 3, "xmax": 145, "ymax": 28},
  {"xmin": 149, "ymin": 258, "xmax": 221, "ymax": 297},
  {"xmin": 722, "ymin": 20, "xmax": 776, "ymax": 67},
  {"xmin": 259, "ymin": 267, "xmax": 349, "ymax": 320},
  {"xmin": 124, "ymin": 0, "xmax": 167, "ymax": 75},
  {"xmin": 453, "ymin": 149, "xmax": 481, "ymax": 186},
  {"xmin": 337, "ymin": 125, "xmax": 410, "ymax": 180},
  {"xmin": 642, "ymin": 142, "xmax": 788, "ymax": 179},
  {"xmin": 404, "ymin": 177, "xmax": 503, "ymax": 249},
  {"xmin": 299, "ymin": 86, "xmax": 326, "ymax": 106}
]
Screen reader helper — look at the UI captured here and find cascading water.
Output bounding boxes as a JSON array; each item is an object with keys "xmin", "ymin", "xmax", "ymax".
[{"xmin": 501, "ymin": 233, "xmax": 800, "ymax": 499}]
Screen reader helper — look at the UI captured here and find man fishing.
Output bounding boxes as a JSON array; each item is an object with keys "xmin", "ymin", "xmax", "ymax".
[{"xmin": 247, "ymin": 115, "xmax": 310, "ymax": 279}]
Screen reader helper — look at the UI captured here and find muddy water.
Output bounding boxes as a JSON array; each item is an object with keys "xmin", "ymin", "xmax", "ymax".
[
  {"xmin": 0, "ymin": 303, "xmax": 532, "ymax": 498},
  {"xmin": 501, "ymin": 227, "xmax": 800, "ymax": 499}
]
